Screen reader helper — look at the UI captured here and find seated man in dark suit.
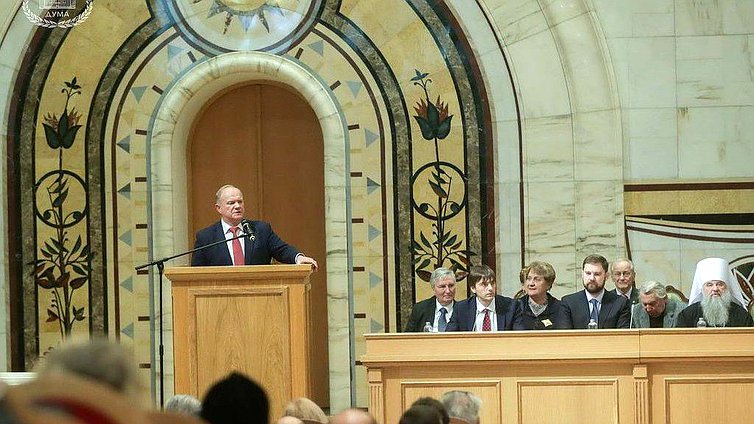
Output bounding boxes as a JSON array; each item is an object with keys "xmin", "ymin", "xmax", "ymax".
[
  {"xmin": 192, "ymin": 184, "xmax": 318, "ymax": 269},
  {"xmin": 676, "ymin": 257, "xmax": 754, "ymax": 328},
  {"xmin": 558, "ymin": 254, "xmax": 630, "ymax": 329},
  {"xmin": 630, "ymin": 281, "xmax": 686, "ymax": 328},
  {"xmin": 446, "ymin": 264, "xmax": 521, "ymax": 332},
  {"xmin": 611, "ymin": 258, "xmax": 639, "ymax": 304},
  {"xmin": 405, "ymin": 267, "xmax": 457, "ymax": 332}
]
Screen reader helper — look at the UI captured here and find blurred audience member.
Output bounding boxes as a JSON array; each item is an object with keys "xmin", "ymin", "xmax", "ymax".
[
  {"xmin": 330, "ymin": 408, "xmax": 376, "ymax": 424},
  {"xmin": 201, "ymin": 372, "xmax": 269, "ymax": 424},
  {"xmin": 441, "ymin": 391, "xmax": 481, "ymax": 424},
  {"xmin": 35, "ymin": 337, "xmax": 137, "ymax": 397},
  {"xmin": 399, "ymin": 405, "xmax": 443, "ymax": 424},
  {"xmin": 411, "ymin": 397, "xmax": 449, "ymax": 424},
  {"xmin": 276, "ymin": 417, "xmax": 305, "ymax": 424},
  {"xmin": 282, "ymin": 397, "xmax": 328, "ymax": 423},
  {"xmin": 165, "ymin": 394, "xmax": 202, "ymax": 416}
]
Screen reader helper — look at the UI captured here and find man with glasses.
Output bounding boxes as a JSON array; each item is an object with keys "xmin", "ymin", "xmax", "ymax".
[{"xmin": 611, "ymin": 258, "xmax": 638, "ymax": 304}]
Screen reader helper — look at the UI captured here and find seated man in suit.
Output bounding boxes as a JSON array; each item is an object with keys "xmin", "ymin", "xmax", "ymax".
[
  {"xmin": 192, "ymin": 184, "xmax": 318, "ymax": 269},
  {"xmin": 676, "ymin": 257, "xmax": 754, "ymax": 328},
  {"xmin": 558, "ymin": 254, "xmax": 631, "ymax": 329},
  {"xmin": 611, "ymin": 258, "xmax": 639, "ymax": 304},
  {"xmin": 446, "ymin": 264, "xmax": 521, "ymax": 331},
  {"xmin": 630, "ymin": 281, "xmax": 686, "ymax": 328},
  {"xmin": 405, "ymin": 267, "xmax": 457, "ymax": 332}
]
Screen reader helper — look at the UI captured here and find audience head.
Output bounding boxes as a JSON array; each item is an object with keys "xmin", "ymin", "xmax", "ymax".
[
  {"xmin": 522, "ymin": 261, "xmax": 556, "ymax": 300},
  {"xmin": 282, "ymin": 397, "xmax": 328, "ymax": 423},
  {"xmin": 638, "ymin": 281, "xmax": 668, "ymax": 318},
  {"xmin": 399, "ymin": 405, "xmax": 443, "ymax": 424},
  {"xmin": 467, "ymin": 265, "xmax": 496, "ymax": 307},
  {"xmin": 35, "ymin": 337, "xmax": 137, "ymax": 397},
  {"xmin": 611, "ymin": 258, "xmax": 636, "ymax": 294},
  {"xmin": 411, "ymin": 397, "xmax": 449, "ymax": 424},
  {"xmin": 330, "ymin": 408, "xmax": 376, "ymax": 424},
  {"xmin": 165, "ymin": 394, "xmax": 202, "ymax": 416},
  {"xmin": 277, "ymin": 417, "xmax": 305, "ymax": 424},
  {"xmin": 201, "ymin": 372, "xmax": 269, "ymax": 424},
  {"xmin": 581, "ymin": 254, "xmax": 610, "ymax": 294},
  {"xmin": 441, "ymin": 390, "xmax": 481, "ymax": 424},
  {"xmin": 430, "ymin": 268, "xmax": 457, "ymax": 306}
]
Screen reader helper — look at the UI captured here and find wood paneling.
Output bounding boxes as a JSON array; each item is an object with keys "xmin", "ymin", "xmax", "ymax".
[{"xmin": 363, "ymin": 329, "xmax": 754, "ymax": 424}]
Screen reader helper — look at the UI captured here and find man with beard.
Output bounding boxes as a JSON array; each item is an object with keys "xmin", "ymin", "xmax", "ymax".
[
  {"xmin": 405, "ymin": 267, "xmax": 457, "ymax": 332},
  {"xmin": 557, "ymin": 254, "xmax": 631, "ymax": 329},
  {"xmin": 676, "ymin": 257, "xmax": 754, "ymax": 328},
  {"xmin": 611, "ymin": 258, "xmax": 639, "ymax": 304}
]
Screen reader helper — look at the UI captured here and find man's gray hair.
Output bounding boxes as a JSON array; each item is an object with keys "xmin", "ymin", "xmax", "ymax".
[
  {"xmin": 610, "ymin": 258, "xmax": 635, "ymax": 272},
  {"xmin": 215, "ymin": 184, "xmax": 240, "ymax": 204},
  {"xmin": 639, "ymin": 281, "xmax": 667, "ymax": 298},
  {"xmin": 441, "ymin": 390, "xmax": 482, "ymax": 424},
  {"xmin": 36, "ymin": 337, "xmax": 136, "ymax": 396},
  {"xmin": 165, "ymin": 394, "xmax": 202, "ymax": 415},
  {"xmin": 430, "ymin": 267, "xmax": 456, "ymax": 288}
]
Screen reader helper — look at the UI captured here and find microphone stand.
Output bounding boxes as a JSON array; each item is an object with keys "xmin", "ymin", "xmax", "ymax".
[{"xmin": 135, "ymin": 230, "xmax": 251, "ymax": 408}]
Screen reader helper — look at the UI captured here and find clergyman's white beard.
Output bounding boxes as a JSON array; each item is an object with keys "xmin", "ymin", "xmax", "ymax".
[{"xmin": 701, "ymin": 290, "xmax": 732, "ymax": 327}]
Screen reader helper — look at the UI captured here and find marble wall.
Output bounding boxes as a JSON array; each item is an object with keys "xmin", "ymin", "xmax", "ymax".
[{"xmin": 0, "ymin": 0, "xmax": 752, "ymax": 411}]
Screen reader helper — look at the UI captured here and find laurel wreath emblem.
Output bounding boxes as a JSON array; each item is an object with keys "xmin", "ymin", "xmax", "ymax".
[{"xmin": 22, "ymin": 0, "xmax": 93, "ymax": 28}]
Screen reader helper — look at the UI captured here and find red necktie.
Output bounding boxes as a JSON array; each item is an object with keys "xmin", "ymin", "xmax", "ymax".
[
  {"xmin": 482, "ymin": 309, "xmax": 491, "ymax": 331},
  {"xmin": 229, "ymin": 227, "xmax": 244, "ymax": 266}
]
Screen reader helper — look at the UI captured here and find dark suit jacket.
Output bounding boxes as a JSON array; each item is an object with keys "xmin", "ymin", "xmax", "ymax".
[
  {"xmin": 405, "ymin": 297, "xmax": 454, "ymax": 332},
  {"xmin": 191, "ymin": 220, "xmax": 300, "ymax": 266},
  {"xmin": 615, "ymin": 287, "xmax": 639, "ymax": 304},
  {"xmin": 557, "ymin": 289, "xmax": 630, "ymax": 329},
  {"xmin": 446, "ymin": 295, "xmax": 522, "ymax": 331}
]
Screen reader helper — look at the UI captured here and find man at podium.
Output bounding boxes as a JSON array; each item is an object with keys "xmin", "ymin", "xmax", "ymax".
[{"xmin": 191, "ymin": 184, "xmax": 318, "ymax": 269}]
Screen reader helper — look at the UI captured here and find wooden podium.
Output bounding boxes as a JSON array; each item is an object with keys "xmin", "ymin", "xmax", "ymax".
[{"xmin": 166, "ymin": 265, "xmax": 313, "ymax": 417}]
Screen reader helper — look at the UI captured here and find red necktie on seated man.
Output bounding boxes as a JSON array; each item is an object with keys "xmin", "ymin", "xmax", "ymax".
[
  {"xmin": 229, "ymin": 226, "xmax": 244, "ymax": 266},
  {"xmin": 482, "ymin": 309, "xmax": 491, "ymax": 331}
]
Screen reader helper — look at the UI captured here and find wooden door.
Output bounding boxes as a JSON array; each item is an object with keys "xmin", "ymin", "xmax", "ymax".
[{"xmin": 188, "ymin": 83, "xmax": 329, "ymax": 406}]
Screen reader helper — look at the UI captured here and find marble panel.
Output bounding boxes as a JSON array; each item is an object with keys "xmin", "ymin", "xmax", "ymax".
[
  {"xmin": 592, "ymin": 0, "xmax": 674, "ymax": 38},
  {"xmin": 494, "ymin": 119, "xmax": 522, "ymax": 184},
  {"xmin": 574, "ymin": 180, "xmax": 623, "ymax": 256},
  {"xmin": 572, "ymin": 109, "xmax": 622, "ymax": 181},
  {"xmin": 677, "ymin": 106, "xmax": 754, "ymax": 179},
  {"xmin": 0, "ymin": 13, "xmax": 34, "ymax": 69},
  {"xmin": 479, "ymin": 49, "xmax": 519, "ymax": 123},
  {"xmin": 675, "ymin": 0, "xmax": 723, "ymax": 36},
  {"xmin": 496, "ymin": 181, "xmax": 523, "ymax": 254},
  {"xmin": 523, "ymin": 114, "xmax": 574, "ymax": 181},
  {"xmin": 497, "ymin": 252, "xmax": 525, "ymax": 296},
  {"xmin": 677, "ymin": 35, "xmax": 754, "ymax": 107},
  {"xmin": 550, "ymin": 14, "xmax": 616, "ymax": 113},
  {"xmin": 489, "ymin": 0, "xmax": 549, "ymax": 46},
  {"xmin": 611, "ymin": 37, "xmax": 676, "ymax": 108},
  {"xmin": 524, "ymin": 250, "xmax": 578, "ymax": 292},
  {"xmin": 630, "ymin": 248, "xmax": 684, "ymax": 289},
  {"xmin": 625, "ymin": 222, "xmax": 683, "ymax": 252},
  {"xmin": 525, "ymin": 181, "xmax": 575, "ymax": 253},
  {"xmin": 623, "ymin": 108, "xmax": 678, "ymax": 180},
  {"xmin": 506, "ymin": 30, "xmax": 571, "ymax": 118},
  {"xmin": 721, "ymin": 0, "xmax": 754, "ymax": 33},
  {"xmin": 446, "ymin": 0, "xmax": 503, "ymax": 58},
  {"xmin": 540, "ymin": 0, "xmax": 588, "ymax": 28}
]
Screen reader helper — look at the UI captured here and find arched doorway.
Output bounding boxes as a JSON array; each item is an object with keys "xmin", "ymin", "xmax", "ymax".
[{"xmin": 188, "ymin": 83, "xmax": 329, "ymax": 406}]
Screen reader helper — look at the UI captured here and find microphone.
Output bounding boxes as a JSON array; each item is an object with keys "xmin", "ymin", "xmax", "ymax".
[
  {"xmin": 241, "ymin": 220, "xmax": 256, "ymax": 241},
  {"xmin": 629, "ymin": 300, "xmax": 636, "ymax": 329}
]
